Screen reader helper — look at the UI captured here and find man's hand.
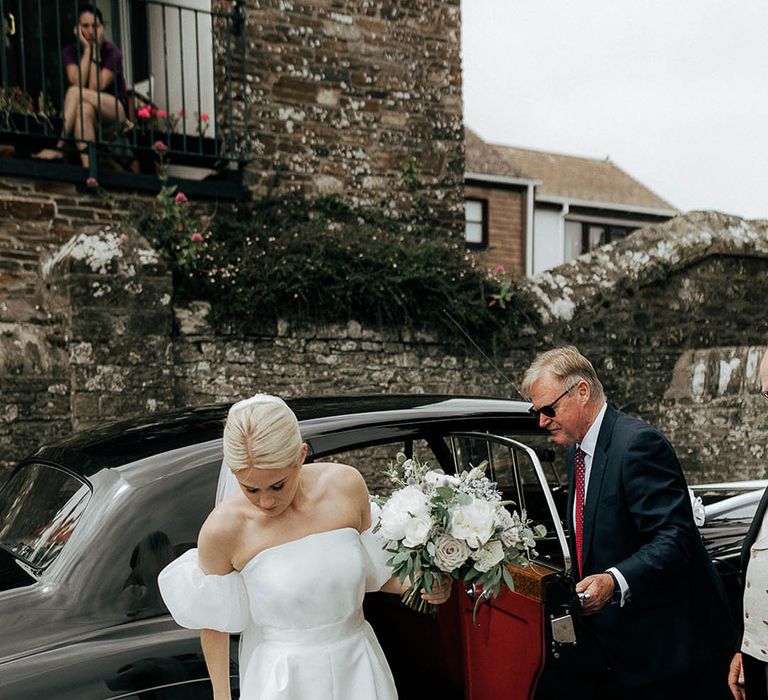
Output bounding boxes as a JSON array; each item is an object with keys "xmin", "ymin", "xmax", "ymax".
[
  {"xmin": 575, "ymin": 573, "xmax": 614, "ymax": 615},
  {"xmin": 728, "ymin": 652, "xmax": 745, "ymax": 700}
]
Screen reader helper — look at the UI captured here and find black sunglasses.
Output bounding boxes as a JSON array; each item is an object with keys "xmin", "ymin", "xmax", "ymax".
[{"xmin": 529, "ymin": 385, "xmax": 573, "ymax": 419}]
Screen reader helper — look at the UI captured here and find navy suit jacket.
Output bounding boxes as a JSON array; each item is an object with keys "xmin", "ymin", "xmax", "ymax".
[{"xmin": 566, "ymin": 405, "xmax": 735, "ymax": 686}]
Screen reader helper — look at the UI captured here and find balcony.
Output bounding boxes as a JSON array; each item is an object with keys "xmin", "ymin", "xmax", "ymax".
[{"xmin": 0, "ymin": 0, "xmax": 251, "ymax": 199}]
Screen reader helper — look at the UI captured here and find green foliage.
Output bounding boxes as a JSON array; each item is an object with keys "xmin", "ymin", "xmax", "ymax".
[{"xmin": 137, "ymin": 191, "xmax": 539, "ymax": 350}]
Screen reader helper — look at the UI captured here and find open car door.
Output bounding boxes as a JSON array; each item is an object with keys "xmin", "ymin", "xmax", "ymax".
[{"xmin": 446, "ymin": 432, "xmax": 578, "ymax": 700}]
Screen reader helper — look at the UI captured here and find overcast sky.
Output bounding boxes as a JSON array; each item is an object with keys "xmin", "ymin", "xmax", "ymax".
[{"xmin": 461, "ymin": 0, "xmax": 768, "ymax": 219}]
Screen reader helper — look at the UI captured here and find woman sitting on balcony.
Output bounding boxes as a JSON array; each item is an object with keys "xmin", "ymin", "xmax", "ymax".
[{"xmin": 34, "ymin": 4, "xmax": 129, "ymax": 168}]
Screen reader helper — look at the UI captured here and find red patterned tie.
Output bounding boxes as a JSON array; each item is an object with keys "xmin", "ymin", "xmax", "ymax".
[{"xmin": 574, "ymin": 447, "xmax": 587, "ymax": 578}]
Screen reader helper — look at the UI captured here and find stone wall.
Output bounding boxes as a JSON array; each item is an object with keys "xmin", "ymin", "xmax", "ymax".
[
  {"xmin": 522, "ymin": 211, "xmax": 768, "ymax": 482},
  {"xmin": 242, "ymin": 0, "xmax": 465, "ymax": 236},
  {"xmin": 4, "ymin": 210, "xmax": 768, "ymax": 489},
  {"xmin": 0, "ymin": 180, "xmax": 150, "ymax": 475}
]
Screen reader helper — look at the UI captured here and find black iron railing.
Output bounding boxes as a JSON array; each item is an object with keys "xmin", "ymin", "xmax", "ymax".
[{"xmin": 0, "ymin": 0, "xmax": 250, "ymax": 198}]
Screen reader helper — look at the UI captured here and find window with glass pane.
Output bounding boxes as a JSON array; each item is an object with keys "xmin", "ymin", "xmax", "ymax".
[
  {"xmin": 564, "ymin": 220, "xmax": 583, "ymax": 261},
  {"xmin": 0, "ymin": 464, "xmax": 91, "ymax": 571},
  {"xmin": 464, "ymin": 199, "xmax": 485, "ymax": 246},
  {"xmin": 588, "ymin": 226, "xmax": 606, "ymax": 250}
]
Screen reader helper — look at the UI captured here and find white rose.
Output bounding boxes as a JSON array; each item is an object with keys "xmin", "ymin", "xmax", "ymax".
[
  {"xmin": 433, "ymin": 534, "xmax": 470, "ymax": 572},
  {"xmin": 500, "ymin": 524, "xmax": 522, "ymax": 549},
  {"xmin": 472, "ymin": 539, "xmax": 505, "ymax": 572},
  {"xmin": 403, "ymin": 513, "xmax": 434, "ymax": 548},
  {"xmin": 449, "ymin": 497, "xmax": 496, "ymax": 549},
  {"xmin": 379, "ymin": 486, "xmax": 429, "ymax": 542}
]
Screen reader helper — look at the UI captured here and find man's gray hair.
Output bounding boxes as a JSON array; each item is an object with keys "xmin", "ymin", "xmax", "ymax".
[{"xmin": 521, "ymin": 346, "xmax": 605, "ymax": 403}]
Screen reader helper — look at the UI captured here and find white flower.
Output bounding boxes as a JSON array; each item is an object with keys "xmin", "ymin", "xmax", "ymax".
[
  {"xmin": 378, "ymin": 485, "xmax": 430, "ymax": 542},
  {"xmin": 472, "ymin": 539, "xmax": 505, "ymax": 572},
  {"xmin": 449, "ymin": 497, "xmax": 496, "ymax": 548},
  {"xmin": 689, "ymin": 488, "xmax": 706, "ymax": 527},
  {"xmin": 433, "ymin": 534, "xmax": 471, "ymax": 572},
  {"xmin": 494, "ymin": 506, "xmax": 514, "ymax": 530},
  {"xmin": 403, "ymin": 513, "xmax": 434, "ymax": 547},
  {"xmin": 424, "ymin": 470, "xmax": 460, "ymax": 489}
]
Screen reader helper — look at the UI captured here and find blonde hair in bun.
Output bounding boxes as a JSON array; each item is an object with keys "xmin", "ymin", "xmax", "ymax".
[{"xmin": 222, "ymin": 394, "xmax": 302, "ymax": 472}]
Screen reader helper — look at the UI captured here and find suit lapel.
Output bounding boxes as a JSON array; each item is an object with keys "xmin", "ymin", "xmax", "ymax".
[{"xmin": 580, "ymin": 406, "xmax": 618, "ymax": 574}]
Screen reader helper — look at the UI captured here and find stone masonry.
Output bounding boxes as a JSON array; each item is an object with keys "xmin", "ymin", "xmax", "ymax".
[
  {"xmin": 3, "ymin": 205, "xmax": 768, "ymax": 489},
  {"xmin": 240, "ymin": 0, "xmax": 465, "ymax": 236}
]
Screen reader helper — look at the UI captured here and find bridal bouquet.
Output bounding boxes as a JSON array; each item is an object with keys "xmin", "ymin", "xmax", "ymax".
[{"xmin": 374, "ymin": 452, "xmax": 546, "ymax": 615}]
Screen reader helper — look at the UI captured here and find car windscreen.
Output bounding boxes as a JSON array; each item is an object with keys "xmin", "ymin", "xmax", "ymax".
[{"xmin": 0, "ymin": 462, "xmax": 91, "ymax": 571}]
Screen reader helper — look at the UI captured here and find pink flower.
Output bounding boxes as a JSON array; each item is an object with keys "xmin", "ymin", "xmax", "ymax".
[
  {"xmin": 156, "ymin": 110, "xmax": 168, "ymax": 119},
  {"xmin": 136, "ymin": 105, "xmax": 152, "ymax": 119},
  {"xmin": 190, "ymin": 231, "xmax": 203, "ymax": 243},
  {"xmin": 200, "ymin": 113, "xmax": 209, "ymax": 122},
  {"xmin": 85, "ymin": 177, "xmax": 99, "ymax": 188},
  {"xmin": 175, "ymin": 192, "xmax": 188, "ymax": 205},
  {"xmin": 178, "ymin": 108, "xmax": 186, "ymax": 117},
  {"xmin": 494, "ymin": 264, "xmax": 506, "ymax": 275},
  {"xmin": 152, "ymin": 140, "xmax": 168, "ymax": 154}
]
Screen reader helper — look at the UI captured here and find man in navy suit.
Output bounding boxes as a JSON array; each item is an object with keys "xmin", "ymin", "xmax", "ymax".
[
  {"xmin": 522, "ymin": 346, "xmax": 734, "ymax": 700},
  {"xmin": 728, "ymin": 349, "xmax": 768, "ymax": 700}
]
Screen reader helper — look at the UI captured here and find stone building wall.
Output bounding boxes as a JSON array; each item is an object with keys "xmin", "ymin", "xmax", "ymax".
[{"xmin": 241, "ymin": 0, "xmax": 465, "ymax": 236}]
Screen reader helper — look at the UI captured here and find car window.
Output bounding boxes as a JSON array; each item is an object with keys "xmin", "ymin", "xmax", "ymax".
[
  {"xmin": 0, "ymin": 463, "xmax": 91, "ymax": 571},
  {"xmin": 321, "ymin": 439, "xmax": 437, "ymax": 496}
]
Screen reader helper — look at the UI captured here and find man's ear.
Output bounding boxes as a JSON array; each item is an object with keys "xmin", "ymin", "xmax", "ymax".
[{"xmin": 576, "ymin": 379, "xmax": 591, "ymax": 402}]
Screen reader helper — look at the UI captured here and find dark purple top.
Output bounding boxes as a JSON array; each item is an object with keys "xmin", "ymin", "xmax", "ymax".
[{"xmin": 62, "ymin": 40, "xmax": 127, "ymax": 105}]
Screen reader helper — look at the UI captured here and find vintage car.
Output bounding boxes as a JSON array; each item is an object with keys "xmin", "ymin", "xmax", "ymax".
[{"xmin": 0, "ymin": 395, "xmax": 753, "ymax": 699}]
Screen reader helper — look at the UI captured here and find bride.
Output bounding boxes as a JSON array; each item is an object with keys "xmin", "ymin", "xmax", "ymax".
[{"xmin": 158, "ymin": 394, "xmax": 451, "ymax": 700}]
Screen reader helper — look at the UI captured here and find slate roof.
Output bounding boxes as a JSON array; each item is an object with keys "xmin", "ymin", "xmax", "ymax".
[{"xmin": 465, "ymin": 128, "xmax": 676, "ymax": 212}]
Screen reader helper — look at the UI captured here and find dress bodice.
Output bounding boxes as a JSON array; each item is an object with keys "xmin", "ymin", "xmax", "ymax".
[{"xmin": 241, "ymin": 528, "xmax": 368, "ymax": 630}]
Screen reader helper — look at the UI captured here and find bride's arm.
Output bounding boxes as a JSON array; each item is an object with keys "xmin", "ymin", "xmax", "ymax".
[
  {"xmin": 198, "ymin": 509, "xmax": 239, "ymax": 700},
  {"xmin": 201, "ymin": 629, "xmax": 232, "ymax": 700}
]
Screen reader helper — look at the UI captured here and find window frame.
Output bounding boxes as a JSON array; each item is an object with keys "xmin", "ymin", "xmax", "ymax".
[{"xmin": 464, "ymin": 197, "xmax": 489, "ymax": 249}]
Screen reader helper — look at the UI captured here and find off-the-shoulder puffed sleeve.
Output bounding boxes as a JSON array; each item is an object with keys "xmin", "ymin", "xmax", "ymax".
[
  {"xmin": 360, "ymin": 501, "xmax": 394, "ymax": 592},
  {"xmin": 158, "ymin": 549, "xmax": 250, "ymax": 633}
]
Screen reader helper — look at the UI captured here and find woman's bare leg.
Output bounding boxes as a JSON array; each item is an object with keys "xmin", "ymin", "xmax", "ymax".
[
  {"xmin": 74, "ymin": 101, "xmax": 97, "ymax": 168},
  {"xmin": 35, "ymin": 87, "xmax": 126, "ymax": 162},
  {"xmin": 34, "ymin": 86, "xmax": 88, "ymax": 159}
]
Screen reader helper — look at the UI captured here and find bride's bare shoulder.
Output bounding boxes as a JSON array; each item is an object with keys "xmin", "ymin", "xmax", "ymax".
[
  {"xmin": 308, "ymin": 461, "xmax": 367, "ymax": 493},
  {"xmin": 197, "ymin": 499, "xmax": 245, "ymax": 573}
]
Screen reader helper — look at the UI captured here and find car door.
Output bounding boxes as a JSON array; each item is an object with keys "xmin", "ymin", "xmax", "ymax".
[{"xmin": 446, "ymin": 432, "xmax": 576, "ymax": 700}]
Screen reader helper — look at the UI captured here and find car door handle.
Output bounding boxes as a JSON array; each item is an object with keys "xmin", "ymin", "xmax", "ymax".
[{"xmin": 465, "ymin": 584, "xmax": 491, "ymax": 627}]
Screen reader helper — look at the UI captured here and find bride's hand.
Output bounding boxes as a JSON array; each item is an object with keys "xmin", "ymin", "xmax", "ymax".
[{"xmin": 421, "ymin": 574, "xmax": 452, "ymax": 605}]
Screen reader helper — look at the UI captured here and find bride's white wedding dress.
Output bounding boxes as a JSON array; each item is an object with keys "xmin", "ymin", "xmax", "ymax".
[{"xmin": 158, "ymin": 510, "xmax": 398, "ymax": 700}]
